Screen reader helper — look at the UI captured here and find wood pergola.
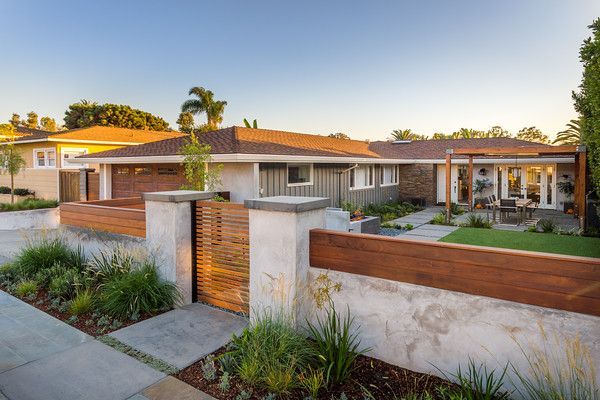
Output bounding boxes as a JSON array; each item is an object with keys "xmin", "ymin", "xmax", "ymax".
[{"xmin": 444, "ymin": 145, "xmax": 587, "ymax": 228}]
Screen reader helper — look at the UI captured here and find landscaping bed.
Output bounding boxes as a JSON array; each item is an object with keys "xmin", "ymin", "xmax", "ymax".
[
  {"xmin": 7, "ymin": 287, "xmax": 154, "ymax": 336},
  {"xmin": 177, "ymin": 346, "xmax": 451, "ymax": 400},
  {"xmin": 0, "ymin": 235, "xmax": 181, "ymax": 337}
]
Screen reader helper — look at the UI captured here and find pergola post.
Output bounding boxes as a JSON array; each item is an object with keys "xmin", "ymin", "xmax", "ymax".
[
  {"xmin": 468, "ymin": 155, "xmax": 473, "ymax": 211},
  {"xmin": 445, "ymin": 150, "xmax": 453, "ymax": 223},
  {"xmin": 575, "ymin": 146, "xmax": 587, "ymax": 230}
]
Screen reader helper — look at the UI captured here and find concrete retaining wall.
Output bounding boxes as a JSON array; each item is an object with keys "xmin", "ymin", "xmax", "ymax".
[
  {"xmin": 310, "ymin": 267, "xmax": 600, "ymax": 393},
  {"xmin": 0, "ymin": 207, "xmax": 60, "ymax": 230}
]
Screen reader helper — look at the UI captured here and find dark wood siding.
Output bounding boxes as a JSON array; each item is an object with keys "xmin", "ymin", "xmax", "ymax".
[{"xmin": 259, "ymin": 163, "xmax": 399, "ymax": 208}]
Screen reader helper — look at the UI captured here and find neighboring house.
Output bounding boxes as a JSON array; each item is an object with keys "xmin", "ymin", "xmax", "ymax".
[
  {"xmin": 73, "ymin": 126, "xmax": 576, "ymax": 212},
  {"xmin": 0, "ymin": 126, "xmax": 183, "ymax": 200}
]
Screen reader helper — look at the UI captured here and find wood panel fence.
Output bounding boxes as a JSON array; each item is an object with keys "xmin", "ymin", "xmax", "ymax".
[
  {"xmin": 310, "ymin": 229, "xmax": 600, "ymax": 316},
  {"xmin": 194, "ymin": 201, "xmax": 250, "ymax": 313},
  {"xmin": 60, "ymin": 197, "xmax": 146, "ymax": 237},
  {"xmin": 87, "ymin": 172, "xmax": 100, "ymax": 201}
]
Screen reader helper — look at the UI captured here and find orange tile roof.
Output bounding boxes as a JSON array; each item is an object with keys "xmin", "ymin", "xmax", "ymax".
[{"xmin": 12, "ymin": 126, "xmax": 184, "ymax": 144}]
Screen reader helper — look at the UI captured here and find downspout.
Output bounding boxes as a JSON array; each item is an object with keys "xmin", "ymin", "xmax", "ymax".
[{"xmin": 336, "ymin": 164, "xmax": 359, "ymax": 208}]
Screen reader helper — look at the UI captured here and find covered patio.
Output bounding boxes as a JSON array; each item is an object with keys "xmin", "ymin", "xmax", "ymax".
[{"xmin": 444, "ymin": 145, "xmax": 587, "ymax": 228}]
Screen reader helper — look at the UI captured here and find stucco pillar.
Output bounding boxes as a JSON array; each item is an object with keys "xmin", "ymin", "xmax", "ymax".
[
  {"xmin": 244, "ymin": 196, "xmax": 329, "ymax": 322},
  {"xmin": 79, "ymin": 168, "xmax": 95, "ymax": 201},
  {"xmin": 143, "ymin": 190, "xmax": 215, "ymax": 305}
]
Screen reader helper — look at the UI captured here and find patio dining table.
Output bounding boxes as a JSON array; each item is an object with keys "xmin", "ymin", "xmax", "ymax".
[{"xmin": 491, "ymin": 198, "xmax": 532, "ymax": 225}]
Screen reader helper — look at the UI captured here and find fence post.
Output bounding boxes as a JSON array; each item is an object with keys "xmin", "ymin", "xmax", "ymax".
[
  {"xmin": 244, "ymin": 196, "xmax": 329, "ymax": 322},
  {"xmin": 142, "ymin": 190, "xmax": 215, "ymax": 305},
  {"xmin": 78, "ymin": 168, "xmax": 96, "ymax": 201}
]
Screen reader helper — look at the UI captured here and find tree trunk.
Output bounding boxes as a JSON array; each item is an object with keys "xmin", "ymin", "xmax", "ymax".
[{"xmin": 10, "ymin": 173, "xmax": 14, "ymax": 204}]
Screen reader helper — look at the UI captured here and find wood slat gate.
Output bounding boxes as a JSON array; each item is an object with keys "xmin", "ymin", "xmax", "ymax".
[
  {"xmin": 193, "ymin": 201, "xmax": 250, "ymax": 313},
  {"xmin": 59, "ymin": 170, "xmax": 80, "ymax": 202}
]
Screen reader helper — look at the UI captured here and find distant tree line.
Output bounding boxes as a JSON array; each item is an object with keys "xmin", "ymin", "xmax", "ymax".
[
  {"xmin": 9, "ymin": 112, "xmax": 59, "ymax": 132},
  {"xmin": 388, "ymin": 126, "xmax": 551, "ymax": 144}
]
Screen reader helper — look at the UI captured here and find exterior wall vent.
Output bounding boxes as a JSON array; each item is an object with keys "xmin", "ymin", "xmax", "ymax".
[{"xmin": 392, "ymin": 140, "xmax": 412, "ymax": 144}]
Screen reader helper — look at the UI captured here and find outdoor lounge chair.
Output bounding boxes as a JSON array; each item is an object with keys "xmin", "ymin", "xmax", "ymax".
[{"xmin": 499, "ymin": 198, "xmax": 519, "ymax": 225}]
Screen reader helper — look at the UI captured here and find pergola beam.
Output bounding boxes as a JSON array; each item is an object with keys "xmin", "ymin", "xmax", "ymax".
[{"xmin": 445, "ymin": 150, "xmax": 452, "ymax": 223}]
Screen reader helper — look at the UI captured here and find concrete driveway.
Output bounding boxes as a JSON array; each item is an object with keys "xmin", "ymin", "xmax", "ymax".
[{"xmin": 0, "ymin": 291, "xmax": 165, "ymax": 400}]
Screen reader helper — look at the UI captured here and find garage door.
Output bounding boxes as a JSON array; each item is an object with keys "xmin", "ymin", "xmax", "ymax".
[{"xmin": 111, "ymin": 164, "xmax": 187, "ymax": 198}]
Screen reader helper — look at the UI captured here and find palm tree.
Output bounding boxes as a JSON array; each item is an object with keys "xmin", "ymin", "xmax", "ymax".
[
  {"xmin": 553, "ymin": 118, "xmax": 581, "ymax": 145},
  {"xmin": 181, "ymin": 87, "xmax": 227, "ymax": 130},
  {"xmin": 390, "ymin": 129, "xmax": 415, "ymax": 141},
  {"xmin": 243, "ymin": 118, "xmax": 258, "ymax": 129}
]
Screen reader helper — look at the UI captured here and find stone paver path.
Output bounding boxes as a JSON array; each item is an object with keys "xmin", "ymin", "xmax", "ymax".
[
  {"xmin": 389, "ymin": 207, "xmax": 443, "ymax": 229},
  {"xmin": 110, "ymin": 303, "xmax": 247, "ymax": 369},
  {"xmin": 400, "ymin": 224, "xmax": 458, "ymax": 241},
  {"xmin": 0, "ymin": 291, "xmax": 165, "ymax": 400},
  {"xmin": 0, "ymin": 290, "xmax": 91, "ymax": 373}
]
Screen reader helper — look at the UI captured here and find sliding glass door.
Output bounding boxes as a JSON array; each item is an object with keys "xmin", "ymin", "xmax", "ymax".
[{"xmin": 497, "ymin": 164, "xmax": 556, "ymax": 209}]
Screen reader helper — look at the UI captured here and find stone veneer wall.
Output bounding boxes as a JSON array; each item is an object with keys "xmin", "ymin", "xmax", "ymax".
[{"xmin": 398, "ymin": 164, "xmax": 437, "ymax": 205}]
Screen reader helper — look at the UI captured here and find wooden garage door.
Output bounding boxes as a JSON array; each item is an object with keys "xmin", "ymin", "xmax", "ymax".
[{"xmin": 111, "ymin": 164, "xmax": 187, "ymax": 198}]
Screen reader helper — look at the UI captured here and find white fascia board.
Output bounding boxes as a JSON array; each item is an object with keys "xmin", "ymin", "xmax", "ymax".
[
  {"xmin": 428, "ymin": 157, "xmax": 575, "ymax": 164},
  {"xmin": 1, "ymin": 138, "xmax": 146, "ymax": 146},
  {"xmin": 70, "ymin": 153, "xmax": 576, "ymax": 165}
]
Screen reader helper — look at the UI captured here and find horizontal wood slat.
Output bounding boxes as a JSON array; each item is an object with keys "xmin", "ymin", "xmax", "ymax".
[
  {"xmin": 194, "ymin": 200, "xmax": 250, "ymax": 313},
  {"xmin": 309, "ymin": 229, "xmax": 600, "ymax": 317},
  {"xmin": 60, "ymin": 199, "xmax": 146, "ymax": 237}
]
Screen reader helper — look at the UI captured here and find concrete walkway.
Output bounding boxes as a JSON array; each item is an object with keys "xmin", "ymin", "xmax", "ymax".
[{"xmin": 109, "ymin": 303, "xmax": 247, "ymax": 370}]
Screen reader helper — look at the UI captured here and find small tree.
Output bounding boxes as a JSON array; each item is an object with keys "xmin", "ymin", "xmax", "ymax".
[
  {"xmin": 0, "ymin": 124, "xmax": 26, "ymax": 203},
  {"xmin": 180, "ymin": 133, "xmax": 221, "ymax": 191}
]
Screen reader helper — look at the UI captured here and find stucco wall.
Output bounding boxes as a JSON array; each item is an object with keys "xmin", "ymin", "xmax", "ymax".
[
  {"xmin": 0, "ymin": 168, "xmax": 58, "ymax": 199},
  {"xmin": 0, "ymin": 207, "xmax": 59, "ymax": 230},
  {"xmin": 556, "ymin": 163, "xmax": 575, "ymax": 209},
  {"xmin": 214, "ymin": 163, "xmax": 258, "ymax": 203},
  {"xmin": 309, "ymin": 267, "xmax": 600, "ymax": 393}
]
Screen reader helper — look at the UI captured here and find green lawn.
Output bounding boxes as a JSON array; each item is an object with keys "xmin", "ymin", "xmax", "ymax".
[{"xmin": 439, "ymin": 227, "xmax": 600, "ymax": 258}]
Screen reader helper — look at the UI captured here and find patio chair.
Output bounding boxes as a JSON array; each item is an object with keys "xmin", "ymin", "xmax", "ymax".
[
  {"xmin": 499, "ymin": 198, "xmax": 519, "ymax": 225},
  {"xmin": 485, "ymin": 195, "xmax": 495, "ymax": 221},
  {"xmin": 524, "ymin": 201, "xmax": 539, "ymax": 226}
]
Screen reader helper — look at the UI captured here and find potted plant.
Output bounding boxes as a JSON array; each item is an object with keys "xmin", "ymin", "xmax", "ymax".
[
  {"xmin": 473, "ymin": 178, "xmax": 492, "ymax": 207},
  {"xmin": 557, "ymin": 178, "xmax": 575, "ymax": 214}
]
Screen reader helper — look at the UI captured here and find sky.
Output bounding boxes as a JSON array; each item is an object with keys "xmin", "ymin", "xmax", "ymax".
[{"xmin": 0, "ymin": 1, "xmax": 598, "ymax": 141}]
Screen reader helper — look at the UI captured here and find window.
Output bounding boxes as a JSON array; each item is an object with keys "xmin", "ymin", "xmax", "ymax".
[
  {"xmin": 33, "ymin": 148, "xmax": 56, "ymax": 168},
  {"xmin": 158, "ymin": 167, "xmax": 178, "ymax": 176},
  {"xmin": 61, "ymin": 148, "xmax": 88, "ymax": 169},
  {"xmin": 287, "ymin": 163, "xmax": 313, "ymax": 186},
  {"xmin": 115, "ymin": 167, "xmax": 130, "ymax": 175},
  {"xmin": 380, "ymin": 165, "xmax": 399, "ymax": 186},
  {"xmin": 134, "ymin": 167, "xmax": 152, "ymax": 176},
  {"xmin": 350, "ymin": 164, "xmax": 374, "ymax": 189}
]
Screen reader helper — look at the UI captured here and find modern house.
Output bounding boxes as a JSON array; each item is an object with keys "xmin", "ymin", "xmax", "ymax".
[
  {"xmin": 0, "ymin": 126, "xmax": 183, "ymax": 200},
  {"xmin": 73, "ymin": 126, "xmax": 579, "ymax": 212}
]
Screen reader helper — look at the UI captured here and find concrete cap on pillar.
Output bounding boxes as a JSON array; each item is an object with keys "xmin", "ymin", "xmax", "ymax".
[
  {"xmin": 142, "ymin": 190, "xmax": 215, "ymax": 203},
  {"xmin": 244, "ymin": 196, "xmax": 330, "ymax": 212}
]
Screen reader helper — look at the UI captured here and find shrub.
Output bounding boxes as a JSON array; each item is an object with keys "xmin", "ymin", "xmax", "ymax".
[
  {"xmin": 298, "ymin": 366, "xmax": 325, "ymax": 398},
  {"xmin": 15, "ymin": 280, "xmax": 38, "ymax": 297},
  {"xmin": 0, "ymin": 186, "xmax": 10, "ymax": 194},
  {"xmin": 306, "ymin": 304, "xmax": 369, "ymax": 386},
  {"xmin": 13, "ymin": 188, "xmax": 33, "ymax": 196},
  {"xmin": 226, "ymin": 312, "xmax": 314, "ymax": 394},
  {"xmin": 0, "ymin": 198, "xmax": 58, "ymax": 212},
  {"xmin": 462, "ymin": 214, "xmax": 492, "ymax": 229},
  {"xmin": 512, "ymin": 332, "xmax": 599, "ymax": 400},
  {"xmin": 15, "ymin": 237, "xmax": 84, "ymax": 278},
  {"xmin": 87, "ymin": 246, "xmax": 137, "ymax": 286},
  {"xmin": 431, "ymin": 212, "xmax": 448, "ymax": 225},
  {"xmin": 437, "ymin": 359, "xmax": 511, "ymax": 400},
  {"xmin": 70, "ymin": 290, "xmax": 95, "ymax": 315},
  {"xmin": 99, "ymin": 261, "xmax": 180, "ymax": 319},
  {"xmin": 538, "ymin": 219, "xmax": 556, "ymax": 233},
  {"xmin": 404, "ymin": 223, "xmax": 414, "ymax": 230},
  {"xmin": 48, "ymin": 268, "xmax": 85, "ymax": 299},
  {"xmin": 450, "ymin": 202, "xmax": 465, "ymax": 215},
  {"xmin": 0, "ymin": 262, "xmax": 20, "ymax": 286}
]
